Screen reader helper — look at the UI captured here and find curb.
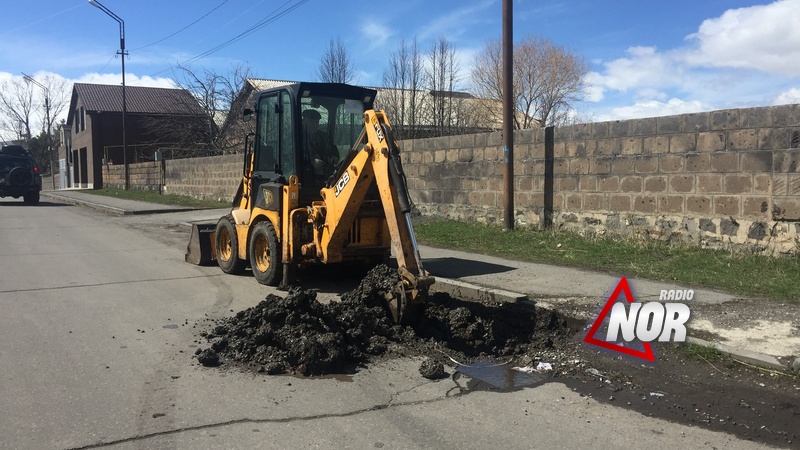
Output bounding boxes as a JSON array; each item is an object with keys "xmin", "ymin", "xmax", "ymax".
[
  {"xmin": 431, "ymin": 277, "xmax": 528, "ymax": 304},
  {"xmin": 685, "ymin": 336, "xmax": 788, "ymax": 371},
  {"xmin": 44, "ymin": 192, "xmax": 198, "ymax": 216}
]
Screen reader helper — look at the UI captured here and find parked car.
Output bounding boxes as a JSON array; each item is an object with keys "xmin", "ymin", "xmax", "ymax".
[{"xmin": 0, "ymin": 145, "xmax": 42, "ymax": 205}]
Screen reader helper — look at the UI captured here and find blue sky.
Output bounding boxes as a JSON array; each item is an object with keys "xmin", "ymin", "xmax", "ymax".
[{"xmin": 2, "ymin": 0, "xmax": 800, "ymax": 134}]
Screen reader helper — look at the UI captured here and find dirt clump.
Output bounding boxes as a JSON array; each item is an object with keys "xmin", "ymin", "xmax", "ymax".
[
  {"xmin": 195, "ymin": 265, "xmax": 578, "ymax": 376},
  {"xmin": 419, "ymin": 358, "xmax": 447, "ymax": 379}
]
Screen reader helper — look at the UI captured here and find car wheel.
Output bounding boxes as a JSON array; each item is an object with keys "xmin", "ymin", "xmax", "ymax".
[
  {"xmin": 23, "ymin": 191, "xmax": 39, "ymax": 205},
  {"xmin": 248, "ymin": 221, "xmax": 282, "ymax": 286},
  {"xmin": 215, "ymin": 215, "xmax": 247, "ymax": 274}
]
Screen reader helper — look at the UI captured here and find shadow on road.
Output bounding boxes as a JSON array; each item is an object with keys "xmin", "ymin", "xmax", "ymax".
[
  {"xmin": 0, "ymin": 200, "xmax": 70, "ymax": 207},
  {"xmin": 422, "ymin": 257, "xmax": 515, "ymax": 278}
]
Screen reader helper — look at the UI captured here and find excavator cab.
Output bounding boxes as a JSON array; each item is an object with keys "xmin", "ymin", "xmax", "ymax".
[
  {"xmin": 187, "ymin": 82, "xmax": 433, "ymax": 322},
  {"xmin": 247, "ymin": 83, "xmax": 371, "ymax": 195}
]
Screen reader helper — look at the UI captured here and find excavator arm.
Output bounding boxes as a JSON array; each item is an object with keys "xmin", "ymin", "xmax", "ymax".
[{"xmin": 311, "ymin": 110, "xmax": 434, "ymax": 322}]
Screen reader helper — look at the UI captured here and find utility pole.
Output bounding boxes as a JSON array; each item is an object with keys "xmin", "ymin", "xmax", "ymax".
[
  {"xmin": 89, "ymin": 0, "xmax": 128, "ymax": 190},
  {"xmin": 502, "ymin": 0, "xmax": 514, "ymax": 230},
  {"xmin": 22, "ymin": 73, "xmax": 55, "ymax": 190}
]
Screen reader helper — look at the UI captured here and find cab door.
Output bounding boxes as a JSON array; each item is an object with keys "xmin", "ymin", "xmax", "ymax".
[{"xmin": 252, "ymin": 91, "xmax": 296, "ymax": 210}]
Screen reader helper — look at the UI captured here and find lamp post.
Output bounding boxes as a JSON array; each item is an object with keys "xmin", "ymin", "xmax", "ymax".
[
  {"xmin": 88, "ymin": 0, "xmax": 128, "ymax": 190},
  {"xmin": 22, "ymin": 73, "xmax": 55, "ymax": 190}
]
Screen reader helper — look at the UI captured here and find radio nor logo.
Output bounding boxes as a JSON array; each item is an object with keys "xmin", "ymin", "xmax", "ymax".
[{"xmin": 583, "ymin": 277, "xmax": 692, "ymax": 362}]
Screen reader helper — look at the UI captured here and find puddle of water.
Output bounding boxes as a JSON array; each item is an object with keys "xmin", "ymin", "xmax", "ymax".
[{"xmin": 456, "ymin": 361, "xmax": 544, "ymax": 391}]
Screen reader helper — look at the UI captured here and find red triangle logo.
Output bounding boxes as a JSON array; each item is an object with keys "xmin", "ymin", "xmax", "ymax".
[{"xmin": 583, "ymin": 277, "xmax": 656, "ymax": 362}]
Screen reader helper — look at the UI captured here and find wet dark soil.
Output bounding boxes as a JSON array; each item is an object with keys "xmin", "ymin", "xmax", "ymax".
[
  {"xmin": 559, "ymin": 342, "xmax": 800, "ymax": 448},
  {"xmin": 195, "ymin": 265, "xmax": 577, "ymax": 376},
  {"xmin": 194, "ymin": 264, "xmax": 800, "ymax": 448}
]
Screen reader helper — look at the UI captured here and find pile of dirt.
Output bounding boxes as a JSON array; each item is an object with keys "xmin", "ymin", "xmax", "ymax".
[{"xmin": 195, "ymin": 265, "xmax": 579, "ymax": 376}]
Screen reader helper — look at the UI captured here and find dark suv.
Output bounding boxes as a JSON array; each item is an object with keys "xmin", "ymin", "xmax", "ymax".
[{"xmin": 0, "ymin": 145, "xmax": 42, "ymax": 205}]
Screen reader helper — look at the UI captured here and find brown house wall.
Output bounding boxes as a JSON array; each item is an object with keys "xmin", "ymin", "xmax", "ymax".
[{"xmin": 67, "ymin": 100, "xmax": 200, "ymax": 189}]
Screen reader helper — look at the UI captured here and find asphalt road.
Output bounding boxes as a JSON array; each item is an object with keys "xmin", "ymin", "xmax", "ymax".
[{"xmin": 0, "ymin": 197, "xmax": 771, "ymax": 449}]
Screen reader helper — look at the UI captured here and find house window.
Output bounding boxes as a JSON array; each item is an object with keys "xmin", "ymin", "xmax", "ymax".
[{"xmin": 80, "ymin": 107, "xmax": 86, "ymax": 132}]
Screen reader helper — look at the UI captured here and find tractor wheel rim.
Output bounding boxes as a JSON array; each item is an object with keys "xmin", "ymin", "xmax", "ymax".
[
  {"xmin": 219, "ymin": 229, "xmax": 232, "ymax": 260},
  {"xmin": 254, "ymin": 236, "xmax": 270, "ymax": 272}
]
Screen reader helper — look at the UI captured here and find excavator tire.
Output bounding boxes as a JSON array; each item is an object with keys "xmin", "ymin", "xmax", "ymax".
[
  {"xmin": 248, "ymin": 221, "xmax": 282, "ymax": 286},
  {"xmin": 215, "ymin": 215, "xmax": 247, "ymax": 275}
]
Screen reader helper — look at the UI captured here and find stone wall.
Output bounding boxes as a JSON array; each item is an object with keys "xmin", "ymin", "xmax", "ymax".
[
  {"xmin": 163, "ymin": 154, "xmax": 242, "ymax": 201},
  {"xmin": 400, "ymin": 104, "xmax": 800, "ymax": 255},
  {"xmin": 101, "ymin": 154, "xmax": 243, "ymax": 201},
  {"xmin": 103, "ymin": 161, "xmax": 163, "ymax": 191},
  {"xmin": 93, "ymin": 104, "xmax": 800, "ymax": 255}
]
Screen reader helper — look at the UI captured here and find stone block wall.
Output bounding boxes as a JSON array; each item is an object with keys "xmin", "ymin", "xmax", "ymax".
[
  {"xmin": 163, "ymin": 154, "xmax": 242, "ymax": 201},
  {"xmin": 91, "ymin": 104, "xmax": 800, "ymax": 255},
  {"xmin": 400, "ymin": 105, "xmax": 800, "ymax": 255},
  {"xmin": 101, "ymin": 154, "xmax": 243, "ymax": 201},
  {"xmin": 103, "ymin": 161, "xmax": 163, "ymax": 191}
]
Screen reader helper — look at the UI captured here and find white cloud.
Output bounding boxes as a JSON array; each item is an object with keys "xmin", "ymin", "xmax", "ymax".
[
  {"xmin": 599, "ymin": 98, "xmax": 710, "ymax": 121},
  {"xmin": 684, "ymin": 0, "xmax": 800, "ymax": 76},
  {"xmin": 361, "ymin": 22, "xmax": 393, "ymax": 53},
  {"xmin": 774, "ymin": 88, "xmax": 800, "ymax": 105},
  {"xmin": 75, "ymin": 73, "xmax": 177, "ymax": 89},
  {"xmin": 592, "ymin": 46, "xmax": 685, "ymax": 93},
  {"xmin": 416, "ymin": 0, "xmax": 496, "ymax": 42},
  {"xmin": 583, "ymin": 73, "xmax": 605, "ymax": 102},
  {"xmin": 585, "ymin": 0, "xmax": 800, "ymax": 120}
]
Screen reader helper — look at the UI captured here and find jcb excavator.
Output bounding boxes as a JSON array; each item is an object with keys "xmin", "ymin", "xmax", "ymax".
[{"xmin": 186, "ymin": 82, "xmax": 433, "ymax": 322}]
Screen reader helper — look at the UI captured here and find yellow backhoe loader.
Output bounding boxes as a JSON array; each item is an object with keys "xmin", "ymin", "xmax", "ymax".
[{"xmin": 186, "ymin": 82, "xmax": 433, "ymax": 322}]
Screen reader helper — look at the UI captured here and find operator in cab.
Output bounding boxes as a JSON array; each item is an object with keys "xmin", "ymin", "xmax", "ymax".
[{"xmin": 302, "ymin": 109, "xmax": 339, "ymax": 180}]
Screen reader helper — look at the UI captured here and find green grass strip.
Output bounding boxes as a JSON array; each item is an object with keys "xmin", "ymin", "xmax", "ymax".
[
  {"xmin": 414, "ymin": 220, "xmax": 800, "ymax": 303},
  {"xmin": 84, "ymin": 188, "xmax": 230, "ymax": 209}
]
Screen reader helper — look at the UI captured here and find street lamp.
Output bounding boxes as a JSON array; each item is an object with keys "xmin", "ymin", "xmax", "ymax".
[
  {"xmin": 88, "ymin": 0, "xmax": 129, "ymax": 190},
  {"xmin": 22, "ymin": 73, "xmax": 55, "ymax": 190}
]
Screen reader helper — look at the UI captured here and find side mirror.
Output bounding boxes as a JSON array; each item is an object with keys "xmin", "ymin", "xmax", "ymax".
[{"xmin": 243, "ymin": 108, "xmax": 253, "ymax": 122}]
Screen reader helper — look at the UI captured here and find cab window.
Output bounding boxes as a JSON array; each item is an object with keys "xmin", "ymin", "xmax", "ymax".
[{"xmin": 255, "ymin": 92, "xmax": 295, "ymax": 178}]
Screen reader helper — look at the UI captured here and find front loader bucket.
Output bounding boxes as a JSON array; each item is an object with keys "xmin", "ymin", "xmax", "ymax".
[{"xmin": 185, "ymin": 223, "xmax": 217, "ymax": 265}]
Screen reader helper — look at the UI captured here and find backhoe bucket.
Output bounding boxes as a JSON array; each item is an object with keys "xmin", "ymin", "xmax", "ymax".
[
  {"xmin": 185, "ymin": 223, "xmax": 217, "ymax": 265},
  {"xmin": 386, "ymin": 270, "xmax": 435, "ymax": 324}
]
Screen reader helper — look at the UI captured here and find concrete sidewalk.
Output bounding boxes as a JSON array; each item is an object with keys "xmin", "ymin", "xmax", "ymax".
[
  {"xmin": 44, "ymin": 189, "xmax": 800, "ymax": 371},
  {"xmin": 44, "ymin": 189, "xmax": 202, "ymax": 215}
]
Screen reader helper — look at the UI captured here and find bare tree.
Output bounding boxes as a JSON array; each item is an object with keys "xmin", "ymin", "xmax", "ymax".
[
  {"xmin": 142, "ymin": 63, "xmax": 251, "ymax": 154},
  {"xmin": 0, "ymin": 75, "xmax": 69, "ymax": 175},
  {"xmin": 317, "ymin": 37, "xmax": 356, "ymax": 84},
  {"xmin": 380, "ymin": 37, "xmax": 425, "ymax": 139},
  {"xmin": 0, "ymin": 78, "xmax": 35, "ymax": 143},
  {"xmin": 30, "ymin": 75, "xmax": 69, "ymax": 177},
  {"xmin": 471, "ymin": 35, "xmax": 589, "ymax": 128},
  {"xmin": 29, "ymin": 75, "xmax": 70, "ymax": 137},
  {"xmin": 426, "ymin": 37, "xmax": 460, "ymax": 135}
]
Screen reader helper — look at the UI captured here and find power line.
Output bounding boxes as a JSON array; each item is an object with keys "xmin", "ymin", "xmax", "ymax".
[
  {"xmin": 182, "ymin": 0, "xmax": 311, "ymax": 65},
  {"xmin": 150, "ymin": 0, "xmax": 310, "ymax": 76},
  {"xmin": 98, "ymin": 52, "xmax": 117, "ymax": 73},
  {"xmin": 197, "ymin": 0, "xmax": 269, "ymax": 45},
  {"xmin": 131, "ymin": 0, "xmax": 232, "ymax": 51}
]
